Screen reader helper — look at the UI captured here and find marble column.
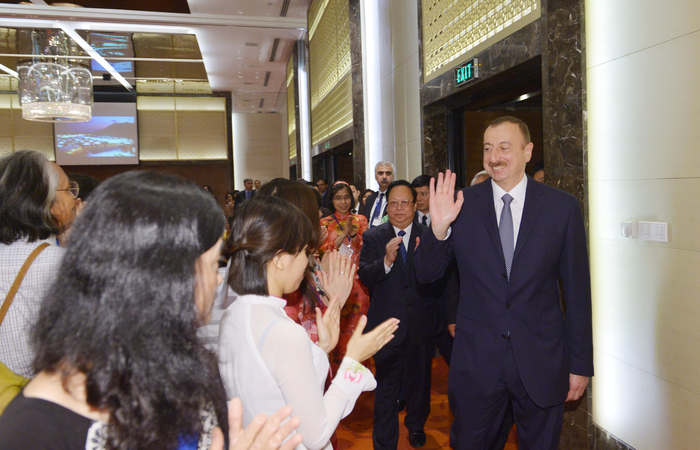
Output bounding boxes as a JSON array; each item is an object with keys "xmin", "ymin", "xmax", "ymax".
[{"xmin": 348, "ymin": 0, "xmax": 366, "ymax": 190}]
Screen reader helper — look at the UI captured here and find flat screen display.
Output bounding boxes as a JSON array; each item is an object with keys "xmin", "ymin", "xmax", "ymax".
[{"xmin": 54, "ymin": 103, "xmax": 139, "ymax": 166}]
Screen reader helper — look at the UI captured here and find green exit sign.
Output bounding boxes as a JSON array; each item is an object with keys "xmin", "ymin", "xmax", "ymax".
[{"xmin": 454, "ymin": 58, "xmax": 479, "ymax": 87}]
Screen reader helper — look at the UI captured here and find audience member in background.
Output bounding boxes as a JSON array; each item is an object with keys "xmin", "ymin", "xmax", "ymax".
[
  {"xmin": 0, "ymin": 150, "xmax": 77, "ymax": 380},
  {"xmin": 359, "ymin": 188, "xmax": 374, "ymax": 216},
  {"xmin": 254, "ymin": 180, "xmax": 262, "ymax": 190},
  {"xmin": 347, "ymin": 184, "xmax": 359, "ymax": 214},
  {"xmin": 411, "ymin": 175, "xmax": 432, "ymax": 228},
  {"xmin": 532, "ymin": 161, "xmax": 545, "ymax": 183},
  {"xmin": 68, "ymin": 173, "xmax": 100, "ymax": 201},
  {"xmin": 234, "ymin": 178, "xmax": 256, "ymax": 210},
  {"xmin": 219, "ymin": 195, "xmax": 399, "ymax": 450},
  {"xmin": 0, "ymin": 171, "xmax": 302, "ymax": 450},
  {"xmin": 315, "ymin": 177, "xmax": 331, "ymax": 209},
  {"xmin": 471, "ymin": 169, "xmax": 490, "ymax": 186},
  {"xmin": 320, "ymin": 181, "xmax": 371, "ymax": 372},
  {"xmin": 358, "ymin": 180, "xmax": 438, "ymax": 449},
  {"xmin": 362, "ymin": 162, "xmax": 395, "ymax": 228},
  {"xmin": 225, "ymin": 192, "xmax": 236, "ymax": 228}
]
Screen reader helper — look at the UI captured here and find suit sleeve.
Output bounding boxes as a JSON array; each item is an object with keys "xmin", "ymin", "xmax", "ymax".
[
  {"xmin": 358, "ymin": 230, "xmax": 390, "ymax": 289},
  {"xmin": 560, "ymin": 198, "xmax": 594, "ymax": 377},
  {"xmin": 414, "ymin": 226, "xmax": 455, "ymax": 284}
]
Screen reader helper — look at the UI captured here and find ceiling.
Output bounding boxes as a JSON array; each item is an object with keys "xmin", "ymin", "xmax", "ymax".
[{"xmin": 0, "ymin": 0, "xmax": 311, "ymax": 113}]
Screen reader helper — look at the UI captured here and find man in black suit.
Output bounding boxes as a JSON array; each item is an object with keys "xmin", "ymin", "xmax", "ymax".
[
  {"xmin": 416, "ymin": 117, "xmax": 593, "ymax": 449},
  {"xmin": 315, "ymin": 177, "xmax": 331, "ymax": 209},
  {"xmin": 234, "ymin": 178, "xmax": 255, "ymax": 210},
  {"xmin": 359, "ymin": 180, "xmax": 437, "ymax": 450},
  {"xmin": 362, "ymin": 161, "xmax": 395, "ymax": 228}
]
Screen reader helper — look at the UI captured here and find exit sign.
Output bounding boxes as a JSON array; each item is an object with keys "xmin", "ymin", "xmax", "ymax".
[{"xmin": 454, "ymin": 58, "xmax": 479, "ymax": 87}]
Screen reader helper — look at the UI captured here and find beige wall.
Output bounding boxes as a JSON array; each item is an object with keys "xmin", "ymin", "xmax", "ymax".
[
  {"xmin": 232, "ymin": 112, "xmax": 287, "ymax": 189},
  {"xmin": 362, "ymin": 0, "xmax": 423, "ymax": 184},
  {"xmin": 586, "ymin": 1, "xmax": 700, "ymax": 448}
]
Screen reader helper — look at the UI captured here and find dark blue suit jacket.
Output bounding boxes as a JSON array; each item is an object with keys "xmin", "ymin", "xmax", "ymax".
[
  {"xmin": 415, "ymin": 176, "xmax": 593, "ymax": 408},
  {"xmin": 359, "ymin": 222, "xmax": 437, "ymax": 346}
]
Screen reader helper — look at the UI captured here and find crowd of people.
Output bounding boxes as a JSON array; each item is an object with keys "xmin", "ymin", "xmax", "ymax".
[{"xmin": 0, "ymin": 116, "xmax": 590, "ymax": 450}]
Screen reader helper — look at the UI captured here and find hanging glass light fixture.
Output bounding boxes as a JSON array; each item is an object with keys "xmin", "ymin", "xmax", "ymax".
[{"xmin": 17, "ymin": 28, "xmax": 93, "ymax": 122}]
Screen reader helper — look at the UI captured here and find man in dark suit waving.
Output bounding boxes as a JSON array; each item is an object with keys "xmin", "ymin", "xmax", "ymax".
[
  {"xmin": 359, "ymin": 180, "xmax": 437, "ymax": 450},
  {"xmin": 415, "ymin": 117, "xmax": 593, "ymax": 449}
]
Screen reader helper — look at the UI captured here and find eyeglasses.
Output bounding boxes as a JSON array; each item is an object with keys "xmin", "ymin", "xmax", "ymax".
[
  {"xmin": 56, "ymin": 181, "xmax": 79, "ymax": 199},
  {"xmin": 387, "ymin": 200, "xmax": 414, "ymax": 209},
  {"xmin": 333, "ymin": 195, "xmax": 352, "ymax": 202}
]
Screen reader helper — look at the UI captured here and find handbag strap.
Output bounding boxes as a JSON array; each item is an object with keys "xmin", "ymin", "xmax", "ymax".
[{"xmin": 0, "ymin": 242, "xmax": 50, "ymax": 327}]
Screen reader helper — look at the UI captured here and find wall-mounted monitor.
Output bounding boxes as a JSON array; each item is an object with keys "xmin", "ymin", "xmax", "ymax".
[{"xmin": 54, "ymin": 102, "xmax": 139, "ymax": 166}]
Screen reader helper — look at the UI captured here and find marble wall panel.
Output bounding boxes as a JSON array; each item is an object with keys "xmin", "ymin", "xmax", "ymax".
[{"xmin": 349, "ymin": 0, "xmax": 366, "ymax": 189}]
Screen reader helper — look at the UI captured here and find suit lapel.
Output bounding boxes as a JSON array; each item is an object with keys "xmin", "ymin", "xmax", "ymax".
[
  {"xmin": 512, "ymin": 177, "xmax": 545, "ymax": 264},
  {"xmin": 405, "ymin": 222, "xmax": 421, "ymax": 272},
  {"xmin": 477, "ymin": 183, "xmax": 504, "ymax": 263}
]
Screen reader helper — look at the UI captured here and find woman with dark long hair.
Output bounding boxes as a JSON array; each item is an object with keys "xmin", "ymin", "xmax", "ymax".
[
  {"xmin": 0, "ymin": 171, "xmax": 301, "ymax": 450},
  {"xmin": 219, "ymin": 196, "xmax": 399, "ymax": 450},
  {"xmin": 319, "ymin": 181, "xmax": 370, "ymax": 372}
]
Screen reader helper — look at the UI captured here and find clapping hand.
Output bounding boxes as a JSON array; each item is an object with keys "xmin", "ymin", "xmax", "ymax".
[
  {"xmin": 318, "ymin": 250, "xmax": 354, "ymax": 308},
  {"xmin": 316, "ymin": 294, "xmax": 341, "ymax": 354},
  {"xmin": 345, "ymin": 315, "xmax": 399, "ymax": 362},
  {"xmin": 210, "ymin": 398, "xmax": 303, "ymax": 450}
]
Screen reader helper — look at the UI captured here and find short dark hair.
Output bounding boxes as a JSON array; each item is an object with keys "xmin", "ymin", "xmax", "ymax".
[
  {"xmin": 328, "ymin": 182, "xmax": 355, "ymax": 214},
  {"xmin": 68, "ymin": 173, "xmax": 100, "ymax": 201},
  {"xmin": 315, "ymin": 177, "xmax": 328, "ymax": 185},
  {"xmin": 33, "ymin": 171, "xmax": 226, "ymax": 450},
  {"xmin": 0, "ymin": 150, "xmax": 60, "ymax": 244},
  {"xmin": 386, "ymin": 180, "xmax": 417, "ymax": 202},
  {"xmin": 411, "ymin": 174, "xmax": 431, "ymax": 189},
  {"xmin": 228, "ymin": 195, "xmax": 313, "ymax": 296},
  {"xmin": 487, "ymin": 116, "xmax": 531, "ymax": 144},
  {"xmin": 531, "ymin": 161, "xmax": 545, "ymax": 175}
]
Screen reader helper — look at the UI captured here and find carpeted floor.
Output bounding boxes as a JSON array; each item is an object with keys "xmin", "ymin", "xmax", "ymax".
[{"xmin": 335, "ymin": 357, "xmax": 518, "ymax": 449}]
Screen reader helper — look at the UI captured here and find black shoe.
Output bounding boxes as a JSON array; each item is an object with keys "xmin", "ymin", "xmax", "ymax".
[
  {"xmin": 397, "ymin": 399, "xmax": 406, "ymax": 412},
  {"xmin": 408, "ymin": 430, "xmax": 426, "ymax": 448}
]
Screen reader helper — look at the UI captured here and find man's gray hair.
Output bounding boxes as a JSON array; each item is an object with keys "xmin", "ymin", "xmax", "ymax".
[
  {"xmin": 243, "ymin": 178, "xmax": 253, "ymax": 183},
  {"xmin": 375, "ymin": 161, "xmax": 396, "ymax": 174},
  {"xmin": 470, "ymin": 170, "xmax": 489, "ymax": 186}
]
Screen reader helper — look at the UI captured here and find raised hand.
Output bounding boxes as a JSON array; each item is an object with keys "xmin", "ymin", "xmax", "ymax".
[
  {"xmin": 345, "ymin": 315, "xmax": 399, "ymax": 362},
  {"xmin": 316, "ymin": 294, "xmax": 341, "ymax": 354},
  {"xmin": 210, "ymin": 398, "xmax": 303, "ymax": 450},
  {"xmin": 430, "ymin": 170, "xmax": 464, "ymax": 240}
]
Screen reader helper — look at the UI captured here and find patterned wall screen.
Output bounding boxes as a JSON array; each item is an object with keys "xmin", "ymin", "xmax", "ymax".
[
  {"xmin": 137, "ymin": 96, "xmax": 227, "ymax": 160},
  {"xmin": 308, "ymin": 0, "xmax": 353, "ymax": 147},
  {"xmin": 0, "ymin": 94, "xmax": 54, "ymax": 160},
  {"xmin": 422, "ymin": 0, "xmax": 541, "ymax": 82},
  {"xmin": 286, "ymin": 56, "xmax": 297, "ymax": 163}
]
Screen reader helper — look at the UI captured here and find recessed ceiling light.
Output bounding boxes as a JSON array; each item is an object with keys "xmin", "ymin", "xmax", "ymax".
[{"xmin": 238, "ymin": 11, "xmax": 243, "ymax": 14}]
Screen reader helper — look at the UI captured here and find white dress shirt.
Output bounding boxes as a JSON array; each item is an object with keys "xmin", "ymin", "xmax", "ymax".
[
  {"xmin": 369, "ymin": 191, "xmax": 388, "ymax": 228},
  {"xmin": 384, "ymin": 223, "xmax": 413, "ymax": 272},
  {"xmin": 417, "ymin": 211, "xmax": 431, "ymax": 227}
]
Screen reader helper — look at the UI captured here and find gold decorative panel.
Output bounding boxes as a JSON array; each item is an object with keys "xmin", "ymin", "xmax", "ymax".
[
  {"xmin": 286, "ymin": 56, "xmax": 297, "ymax": 162},
  {"xmin": 137, "ymin": 96, "xmax": 227, "ymax": 161},
  {"xmin": 308, "ymin": 0, "xmax": 352, "ymax": 147},
  {"xmin": 0, "ymin": 94, "xmax": 54, "ymax": 159},
  {"xmin": 422, "ymin": 0, "xmax": 541, "ymax": 81},
  {"xmin": 311, "ymin": 72, "xmax": 352, "ymax": 147}
]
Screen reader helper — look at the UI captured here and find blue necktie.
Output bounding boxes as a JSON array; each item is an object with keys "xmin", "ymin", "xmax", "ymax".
[
  {"xmin": 499, "ymin": 194, "xmax": 514, "ymax": 279},
  {"xmin": 421, "ymin": 215, "xmax": 428, "ymax": 228},
  {"xmin": 397, "ymin": 230, "xmax": 407, "ymax": 265},
  {"xmin": 370, "ymin": 193, "xmax": 384, "ymax": 228}
]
